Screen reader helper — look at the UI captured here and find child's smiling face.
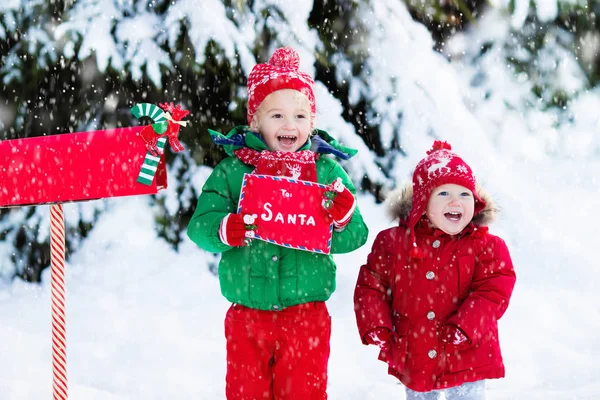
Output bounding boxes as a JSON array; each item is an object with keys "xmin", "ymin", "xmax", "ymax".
[
  {"xmin": 250, "ymin": 89, "xmax": 312, "ymax": 152},
  {"xmin": 425, "ymin": 183, "xmax": 475, "ymax": 236}
]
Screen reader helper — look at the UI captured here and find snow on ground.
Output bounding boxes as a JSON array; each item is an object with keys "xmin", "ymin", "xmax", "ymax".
[{"xmin": 0, "ymin": 152, "xmax": 598, "ymax": 399}]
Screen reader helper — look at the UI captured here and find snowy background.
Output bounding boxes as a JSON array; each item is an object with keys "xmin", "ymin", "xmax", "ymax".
[{"xmin": 1, "ymin": 0, "xmax": 599, "ymax": 399}]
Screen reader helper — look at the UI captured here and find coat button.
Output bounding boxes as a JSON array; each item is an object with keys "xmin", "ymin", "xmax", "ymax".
[
  {"xmin": 427, "ymin": 311, "xmax": 436, "ymax": 320},
  {"xmin": 272, "ymin": 305, "xmax": 280, "ymax": 310},
  {"xmin": 272, "ymin": 255, "xmax": 278, "ymax": 262},
  {"xmin": 426, "ymin": 271, "xmax": 435, "ymax": 280},
  {"xmin": 428, "ymin": 349, "xmax": 437, "ymax": 359},
  {"xmin": 432, "ymin": 240, "xmax": 441, "ymax": 248}
]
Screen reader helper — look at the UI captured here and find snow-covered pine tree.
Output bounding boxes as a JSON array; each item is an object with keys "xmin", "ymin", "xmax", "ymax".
[
  {"xmin": 0, "ymin": 0, "xmax": 105, "ymax": 281},
  {"xmin": 1, "ymin": 0, "xmax": 378, "ymax": 280},
  {"xmin": 1, "ymin": 0, "xmax": 597, "ymax": 282},
  {"xmin": 444, "ymin": 2, "xmax": 600, "ymax": 159},
  {"xmin": 554, "ymin": 0, "xmax": 600, "ymax": 85}
]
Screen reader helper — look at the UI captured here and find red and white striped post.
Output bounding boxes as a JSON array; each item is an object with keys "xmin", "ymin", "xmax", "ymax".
[{"xmin": 50, "ymin": 203, "xmax": 68, "ymax": 400}]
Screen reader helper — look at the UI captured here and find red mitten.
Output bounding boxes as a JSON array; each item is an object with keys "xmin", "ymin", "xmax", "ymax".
[
  {"xmin": 219, "ymin": 213, "xmax": 257, "ymax": 247},
  {"xmin": 322, "ymin": 178, "xmax": 356, "ymax": 229},
  {"xmin": 365, "ymin": 327, "xmax": 391, "ymax": 349},
  {"xmin": 440, "ymin": 324, "xmax": 470, "ymax": 349}
]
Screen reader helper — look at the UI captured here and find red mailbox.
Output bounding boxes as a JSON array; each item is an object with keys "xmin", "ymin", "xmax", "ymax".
[{"xmin": 0, "ymin": 126, "xmax": 167, "ymax": 207}]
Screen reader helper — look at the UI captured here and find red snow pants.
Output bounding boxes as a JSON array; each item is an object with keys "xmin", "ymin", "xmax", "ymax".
[{"xmin": 224, "ymin": 301, "xmax": 331, "ymax": 400}]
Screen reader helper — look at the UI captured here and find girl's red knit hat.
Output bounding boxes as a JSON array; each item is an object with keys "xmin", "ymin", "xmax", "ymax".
[
  {"xmin": 407, "ymin": 140, "xmax": 486, "ymax": 258},
  {"xmin": 246, "ymin": 47, "xmax": 316, "ymax": 125}
]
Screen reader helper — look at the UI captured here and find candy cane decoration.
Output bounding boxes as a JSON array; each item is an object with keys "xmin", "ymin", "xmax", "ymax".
[
  {"xmin": 131, "ymin": 103, "xmax": 167, "ymax": 123},
  {"xmin": 131, "ymin": 103, "xmax": 168, "ymax": 186},
  {"xmin": 50, "ymin": 203, "xmax": 68, "ymax": 400}
]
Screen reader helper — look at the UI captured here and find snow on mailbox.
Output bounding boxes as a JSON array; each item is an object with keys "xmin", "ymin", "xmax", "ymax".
[{"xmin": 0, "ymin": 102, "xmax": 189, "ymax": 400}]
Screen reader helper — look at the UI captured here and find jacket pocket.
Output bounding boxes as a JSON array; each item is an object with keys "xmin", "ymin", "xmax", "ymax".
[
  {"xmin": 380, "ymin": 312, "xmax": 410, "ymax": 373},
  {"xmin": 444, "ymin": 336, "xmax": 493, "ymax": 373}
]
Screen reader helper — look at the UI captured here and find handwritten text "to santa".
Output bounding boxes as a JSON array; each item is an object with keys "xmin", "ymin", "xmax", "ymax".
[{"xmin": 260, "ymin": 203, "xmax": 316, "ymax": 226}]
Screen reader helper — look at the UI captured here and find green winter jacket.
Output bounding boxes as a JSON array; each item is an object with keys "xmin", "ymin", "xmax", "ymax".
[{"xmin": 187, "ymin": 127, "xmax": 369, "ymax": 311}]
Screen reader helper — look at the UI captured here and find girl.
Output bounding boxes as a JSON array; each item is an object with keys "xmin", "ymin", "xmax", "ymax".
[{"xmin": 354, "ymin": 141, "xmax": 516, "ymax": 400}]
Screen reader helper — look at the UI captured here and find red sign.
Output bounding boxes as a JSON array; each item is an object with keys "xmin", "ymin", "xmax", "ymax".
[
  {"xmin": 0, "ymin": 127, "xmax": 167, "ymax": 207},
  {"xmin": 238, "ymin": 174, "xmax": 333, "ymax": 254}
]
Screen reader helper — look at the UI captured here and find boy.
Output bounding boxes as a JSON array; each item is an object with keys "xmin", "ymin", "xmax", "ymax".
[{"xmin": 188, "ymin": 47, "xmax": 368, "ymax": 399}]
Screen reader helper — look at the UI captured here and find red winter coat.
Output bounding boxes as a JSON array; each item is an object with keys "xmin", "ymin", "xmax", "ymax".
[{"xmin": 354, "ymin": 185, "xmax": 516, "ymax": 392}]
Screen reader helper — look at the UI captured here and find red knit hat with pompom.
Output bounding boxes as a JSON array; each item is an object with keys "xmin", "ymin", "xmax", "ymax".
[
  {"xmin": 246, "ymin": 47, "xmax": 316, "ymax": 125},
  {"xmin": 408, "ymin": 141, "xmax": 486, "ymax": 258}
]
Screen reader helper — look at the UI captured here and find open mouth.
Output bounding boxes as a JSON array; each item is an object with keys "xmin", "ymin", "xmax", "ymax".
[
  {"xmin": 278, "ymin": 135, "xmax": 297, "ymax": 146},
  {"xmin": 444, "ymin": 211, "xmax": 462, "ymax": 221}
]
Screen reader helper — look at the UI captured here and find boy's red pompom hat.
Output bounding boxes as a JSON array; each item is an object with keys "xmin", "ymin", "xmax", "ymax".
[
  {"xmin": 408, "ymin": 140, "xmax": 486, "ymax": 258},
  {"xmin": 246, "ymin": 47, "xmax": 316, "ymax": 125}
]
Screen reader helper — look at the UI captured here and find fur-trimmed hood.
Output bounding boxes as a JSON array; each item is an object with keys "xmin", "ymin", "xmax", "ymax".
[{"xmin": 385, "ymin": 183, "xmax": 498, "ymax": 227}]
